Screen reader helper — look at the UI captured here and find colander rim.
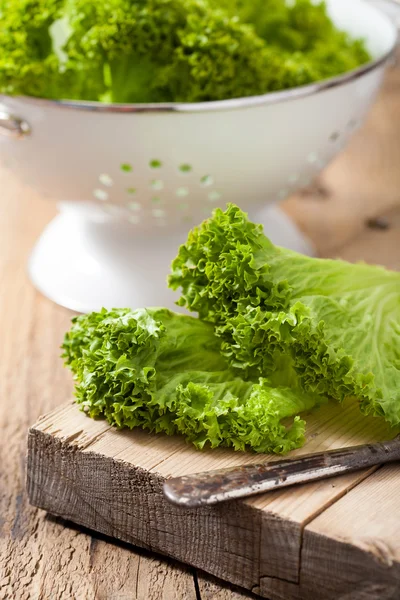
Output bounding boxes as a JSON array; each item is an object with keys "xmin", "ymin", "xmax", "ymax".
[{"xmin": 5, "ymin": 41, "xmax": 397, "ymax": 115}]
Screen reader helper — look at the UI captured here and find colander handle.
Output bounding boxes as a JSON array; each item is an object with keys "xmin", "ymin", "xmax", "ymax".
[{"xmin": 0, "ymin": 110, "xmax": 31, "ymax": 138}]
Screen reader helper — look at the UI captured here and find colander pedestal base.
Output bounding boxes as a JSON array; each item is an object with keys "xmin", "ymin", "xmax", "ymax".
[{"xmin": 28, "ymin": 207, "xmax": 314, "ymax": 313}]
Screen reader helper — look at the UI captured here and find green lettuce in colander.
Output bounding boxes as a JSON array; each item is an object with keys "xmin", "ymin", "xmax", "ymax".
[{"xmin": 0, "ymin": 0, "xmax": 370, "ymax": 103}]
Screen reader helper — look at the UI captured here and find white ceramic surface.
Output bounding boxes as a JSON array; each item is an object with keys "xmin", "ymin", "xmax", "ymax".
[
  {"xmin": 0, "ymin": 0, "xmax": 398, "ymax": 312},
  {"xmin": 28, "ymin": 205, "xmax": 315, "ymax": 313}
]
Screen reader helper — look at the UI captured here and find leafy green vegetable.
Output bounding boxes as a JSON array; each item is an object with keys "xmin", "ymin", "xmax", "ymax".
[
  {"xmin": 64, "ymin": 0, "xmax": 280, "ymax": 103},
  {"xmin": 62, "ymin": 307, "xmax": 323, "ymax": 453},
  {"xmin": 0, "ymin": 0, "xmax": 103, "ymax": 99},
  {"xmin": 0, "ymin": 0, "xmax": 371, "ymax": 103},
  {"xmin": 170, "ymin": 205, "xmax": 400, "ymax": 427},
  {"xmin": 63, "ymin": 207, "xmax": 399, "ymax": 453},
  {"xmin": 0, "ymin": 0, "xmax": 61, "ymax": 98}
]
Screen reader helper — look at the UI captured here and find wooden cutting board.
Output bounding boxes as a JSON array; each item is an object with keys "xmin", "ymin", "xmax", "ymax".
[
  {"xmin": 24, "ymin": 56, "xmax": 400, "ymax": 600},
  {"xmin": 27, "ymin": 394, "xmax": 400, "ymax": 600}
]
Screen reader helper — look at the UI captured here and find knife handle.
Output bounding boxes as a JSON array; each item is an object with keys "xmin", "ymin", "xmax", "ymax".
[{"xmin": 163, "ymin": 437, "xmax": 400, "ymax": 508}]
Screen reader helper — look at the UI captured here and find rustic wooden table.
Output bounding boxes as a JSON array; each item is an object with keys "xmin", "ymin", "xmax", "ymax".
[{"xmin": 1, "ymin": 56, "xmax": 400, "ymax": 599}]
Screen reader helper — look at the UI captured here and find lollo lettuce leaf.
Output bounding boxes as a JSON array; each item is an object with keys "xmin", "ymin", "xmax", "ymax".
[
  {"xmin": 63, "ymin": 205, "xmax": 399, "ymax": 453},
  {"xmin": 170, "ymin": 204, "xmax": 400, "ymax": 427},
  {"xmin": 0, "ymin": 0, "xmax": 370, "ymax": 103},
  {"xmin": 62, "ymin": 307, "xmax": 323, "ymax": 453}
]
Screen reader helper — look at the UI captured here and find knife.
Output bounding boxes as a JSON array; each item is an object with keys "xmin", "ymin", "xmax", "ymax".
[{"xmin": 163, "ymin": 436, "xmax": 400, "ymax": 508}]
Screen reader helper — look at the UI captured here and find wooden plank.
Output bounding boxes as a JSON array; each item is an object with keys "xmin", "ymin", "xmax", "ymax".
[
  {"xmin": 253, "ymin": 578, "xmax": 300, "ymax": 600},
  {"xmin": 197, "ymin": 574, "xmax": 253, "ymax": 599},
  {"xmin": 27, "ymin": 407, "xmax": 263, "ymax": 591},
  {"xmin": 27, "ymin": 397, "xmax": 397, "ymax": 598},
  {"xmin": 300, "ymin": 465, "xmax": 400, "ymax": 600},
  {"xmin": 244, "ymin": 397, "xmax": 399, "ymax": 587},
  {"xmin": 1, "ymin": 509, "xmax": 197, "ymax": 600}
]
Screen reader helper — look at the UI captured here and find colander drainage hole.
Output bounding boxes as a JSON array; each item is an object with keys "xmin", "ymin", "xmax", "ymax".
[
  {"xmin": 200, "ymin": 175, "xmax": 214, "ymax": 187},
  {"xmin": 179, "ymin": 164, "xmax": 192, "ymax": 173},
  {"xmin": 208, "ymin": 191, "xmax": 221, "ymax": 202},
  {"xmin": 151, "ymin": 179, "xmax": 164, "ymax": 191},
  {"xmin": 93, "ymin": 189, "xmax": 109, "ymax": 201},
  {"xmin": 99, "ymin": 174, "xmax": 113, "ymax": 187},
  {"xmin": 330, "ymin": 131, "xmax": 340, "ymax": 142},
  {"xmin": 121, "ymin": 163, "xmax": 133, "ymax": 173},
  {"xmin": 150, "ymin": 159, "xmax": 162, "ymax": 169},
  {"xmin": 176, "ymin": 187, "xmax": 189, "ymax": 198}
]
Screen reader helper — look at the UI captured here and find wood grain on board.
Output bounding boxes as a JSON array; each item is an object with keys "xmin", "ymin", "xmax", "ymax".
[
  {"xmin": 1, "ymin": 57, "xmax": 400, "ymax": 600},
  {"xmin": 301, "ymin": 465, "xmax": 400, "ymax": 600},
  {"xmin": 27, "ymin": 395, "xmax": 398, "ymax": 599}
]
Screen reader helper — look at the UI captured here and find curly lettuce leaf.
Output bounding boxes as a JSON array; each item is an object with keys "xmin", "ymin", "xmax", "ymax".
[
  {"xmin": 216, "ymin": 0, "xmax": 370, "ymax": 73},
  {"xmin": 62, "ymin": 307, "xmax": 322, "ymax": 453},
  {"xmin": 170, "ymin": 205, "xmax": 400, "ymax": 427},
  {"xmin": 64, "ymin": 0, "xmax": 311, "ymax": 103},
  {"xmin": 0, "ymin": 0, "xmax": 105, "ymax": 100},
  {"xmin": 0, "ymin": 0, "xmax": 62, "ymax": 98},
  {"xmin": 0, "ymin": 0, "xmax": 370, "ymax": 103}
]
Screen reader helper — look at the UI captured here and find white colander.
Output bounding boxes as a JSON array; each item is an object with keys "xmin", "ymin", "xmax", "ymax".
[{"xmin": 0, "ymin": 0, "xmax": 397, "ymax": 312}]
